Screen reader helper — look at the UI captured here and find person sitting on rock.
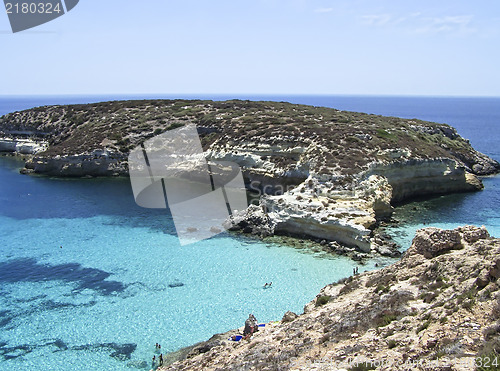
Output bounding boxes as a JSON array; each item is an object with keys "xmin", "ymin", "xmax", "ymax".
[
  {"xmin": 243, "ymin": 317, "xmax": 253, "ymax": 336},
  {"xmin": 250, "ymin": 314, "xmax": 259, "ymax": 332},
  {"xmin": 243, "ymin": 314, "xmax": 258, "ymax": 336}
]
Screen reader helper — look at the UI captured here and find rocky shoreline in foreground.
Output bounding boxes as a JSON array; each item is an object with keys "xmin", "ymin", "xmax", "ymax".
[{"xmin": 160, "ymin": 226, "xmax": 500, "ymax": 371}]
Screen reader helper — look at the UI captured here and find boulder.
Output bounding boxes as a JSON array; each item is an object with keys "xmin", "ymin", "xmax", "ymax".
[
  {"xmin": 371, "ymin": 233, "xmax": 402, "ymax": 257},
  {"xmin": 476, "ymin": 269, "xmax": 491, "ymax": 289},
  {"xmin": 223, "ymin": 204, "xmax": 274, "ymax": 237},
  {"xmin": 187, "ymin": 341, "xmax": 221, "ymax": 358},
  {"xmin": 490, "ymin": 265, "xmax": 500, "ymax": 280},
  {"xmin": 210, "ymin": 226, "xmax": 222, "ymax": 234},
  {"xmin": 458, "ymin": 225, "xmax": 490, "ymax": 243},
  {"xmin": 282, "ymin": 311, "xmax": 298, "ymax": 323},
  {"xmin": 410, "ymin": 227, "xmax": 463, "ymax": 259}
]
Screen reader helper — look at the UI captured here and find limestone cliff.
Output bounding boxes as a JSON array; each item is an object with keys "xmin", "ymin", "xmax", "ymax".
[
  {"xmin": 160, "ymin": 226, "xmax": 500, "ymax": 371},
  {"xmin": 0, "ymin": 99, "xmax": 498, "ymax": 251},
  {"xmin": 0, "ymin": 137, "xmax": 48, "ymax": 154}
]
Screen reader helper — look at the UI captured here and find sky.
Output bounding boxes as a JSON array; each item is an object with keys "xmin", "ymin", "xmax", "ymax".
[{"xmin": 1, "ymin": 0, "xmax": 500, "ymax": 96}]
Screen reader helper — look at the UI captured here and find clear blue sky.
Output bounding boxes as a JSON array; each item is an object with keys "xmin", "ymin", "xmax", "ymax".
[{"xmin": 1, "ymin": 0, "xmax": 499, "ymax": 96}]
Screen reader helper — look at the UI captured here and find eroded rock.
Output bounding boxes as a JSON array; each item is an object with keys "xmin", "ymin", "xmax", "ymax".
[
  {"xmin": 410, "ymin": 227, "xmax": 464, "ymax": 258},
  {"xmin": 281, "ymin": 311, "xmax": 298, "ymax": 323}
]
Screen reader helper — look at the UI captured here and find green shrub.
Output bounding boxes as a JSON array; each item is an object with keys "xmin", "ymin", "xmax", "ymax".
[
  {"xmin": 349, "ymin": 362, "xmax": 376, "ymax": 371},
  {"xmin": 379, "ymin": 314, "xmax": 398, "ymax": 327},
  {"xmin": 458, "ymin": 288, "xmax": 477, "ymax": 311},
  {"xmin": 316, "ymin": 295, "xmax": 331, "ymax": 306},
  {"xmin": 199, "ymin": 115, "xmax": 217, "ymax": 126},
  {"xmin": 167, "ymin": 122, "xmax": 184, "ymax": 131},
  {"xmin": 109, "ymin": 132, "xmax": 122, "ymax": 141},
  {"xmin": 420, "ymin": 291, "xmax": 438, "ymax": 303},
  {"xmin": 477, "ymin": 336, "xmax": 500, "ymax": 370},
  {"xmin": 376, "ymin": 284, "xmax": 390, "ymax": 294},
  {"xmin": 346, "ymin": 136, "xmax": 363, "ymax": 144},
  {"xmin": 115, "ymin": 138, "xmax": 129, "ymax": 146},
  {"xmin": 376, "ymin": 129, "xmax": 396, "ymax": 140}
]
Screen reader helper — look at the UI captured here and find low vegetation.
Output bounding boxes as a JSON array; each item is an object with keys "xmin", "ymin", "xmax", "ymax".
[{"xmin": 0, "ymin": 99, "xmax": 491, "ymax": 177}]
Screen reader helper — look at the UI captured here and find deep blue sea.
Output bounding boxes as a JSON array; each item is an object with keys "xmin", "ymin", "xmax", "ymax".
[{"xmin": 0, "ymin": 95, "xmax": 499, "ymax": 370}]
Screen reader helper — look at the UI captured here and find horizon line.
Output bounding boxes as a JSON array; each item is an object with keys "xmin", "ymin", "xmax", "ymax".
[{"xmin": 1, "ymin": 93, "xmax": 500, "ymax": 99}]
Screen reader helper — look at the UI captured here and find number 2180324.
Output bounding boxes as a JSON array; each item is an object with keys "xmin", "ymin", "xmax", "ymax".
[{"xmin": 5, "ymin": 2, "xmax": 62, "ymax": 14}]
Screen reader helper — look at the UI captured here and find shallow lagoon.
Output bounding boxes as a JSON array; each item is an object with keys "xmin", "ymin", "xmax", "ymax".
[{"xmin": 0, "ymin": 157, "xmax": 380, "ymax": 370}]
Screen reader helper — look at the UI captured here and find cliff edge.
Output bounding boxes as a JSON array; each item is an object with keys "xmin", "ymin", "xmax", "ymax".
[{"xmin": 160, "ymin": 226, "xmax": 500, "ymax": 371}]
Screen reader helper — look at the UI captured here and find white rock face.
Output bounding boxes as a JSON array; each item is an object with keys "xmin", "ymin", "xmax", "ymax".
[
  {"xmin": 228, "ymin": 158, "xmax": 482, "ymax": 252},
  {"xmin": 21, "ymin": 137, "xmax": 483, "ymax": 251},
  {"xmin": 254, "ymin": 175, "xmax": 392, "ymax": 251},
  {"xmin": 208, "ymin": 142, "xmax": 310, "ymax": 182},
  {"xmin": 0, "ymin": 138, "xmax": 48, "ymax": 154},
  {"xmin": 26, "ymin": 152, "xmax": 127, "ymax": 176},
  {"xmin": 365, "ymin": 158, "xmax": 481, "ymax": 202}
]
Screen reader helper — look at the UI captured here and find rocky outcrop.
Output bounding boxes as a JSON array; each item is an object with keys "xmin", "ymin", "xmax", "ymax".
[
  {"xmin": 160, "ymin": 226, "xmax": 500, "ymax": 371},
  {"xmin": 225, "ymin": 175, "xmax": 389, "ymax": 251},
  {"xmin": 24, "ymin": 151, "xmax": 128, "ymax": 177},
  {"xmin": 223, "ymin": 204, "xmax": 274, "ymax": 237},
  {"xmin": 409, "ymin": 227, "xmax": 465, "ymax": 258},
  {"xmin": 225, "ymin": 161, "xmax": 483, "ymax": 252},
  {"xmin": 207, "ymin": 143, "xmax": 310, "ymax": 191},
  {"xmin": 365, "ymin": 158, "xmax": 483, "ymax": 203},
  {"xmin": 0, "ymin": 138, "xmax": 48, "ymax": 154}
]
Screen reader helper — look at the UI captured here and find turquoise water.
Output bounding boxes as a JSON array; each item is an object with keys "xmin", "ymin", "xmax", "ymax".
[
  {"xmin": 0, "ymin": 157, "xmax": 378, "ymax": 370},
  {"xmin": 1, "ymin": 95, "xmax": 499, "ymax": 370},
  {"xmin": 385, "ymin": 175, "xmax": 500, "ymax": 248}
]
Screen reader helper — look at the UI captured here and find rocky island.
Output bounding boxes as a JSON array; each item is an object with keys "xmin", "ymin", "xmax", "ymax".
[{"xmin": 0, "ymin": 99, "xmax": 498, "ymax": 255}]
